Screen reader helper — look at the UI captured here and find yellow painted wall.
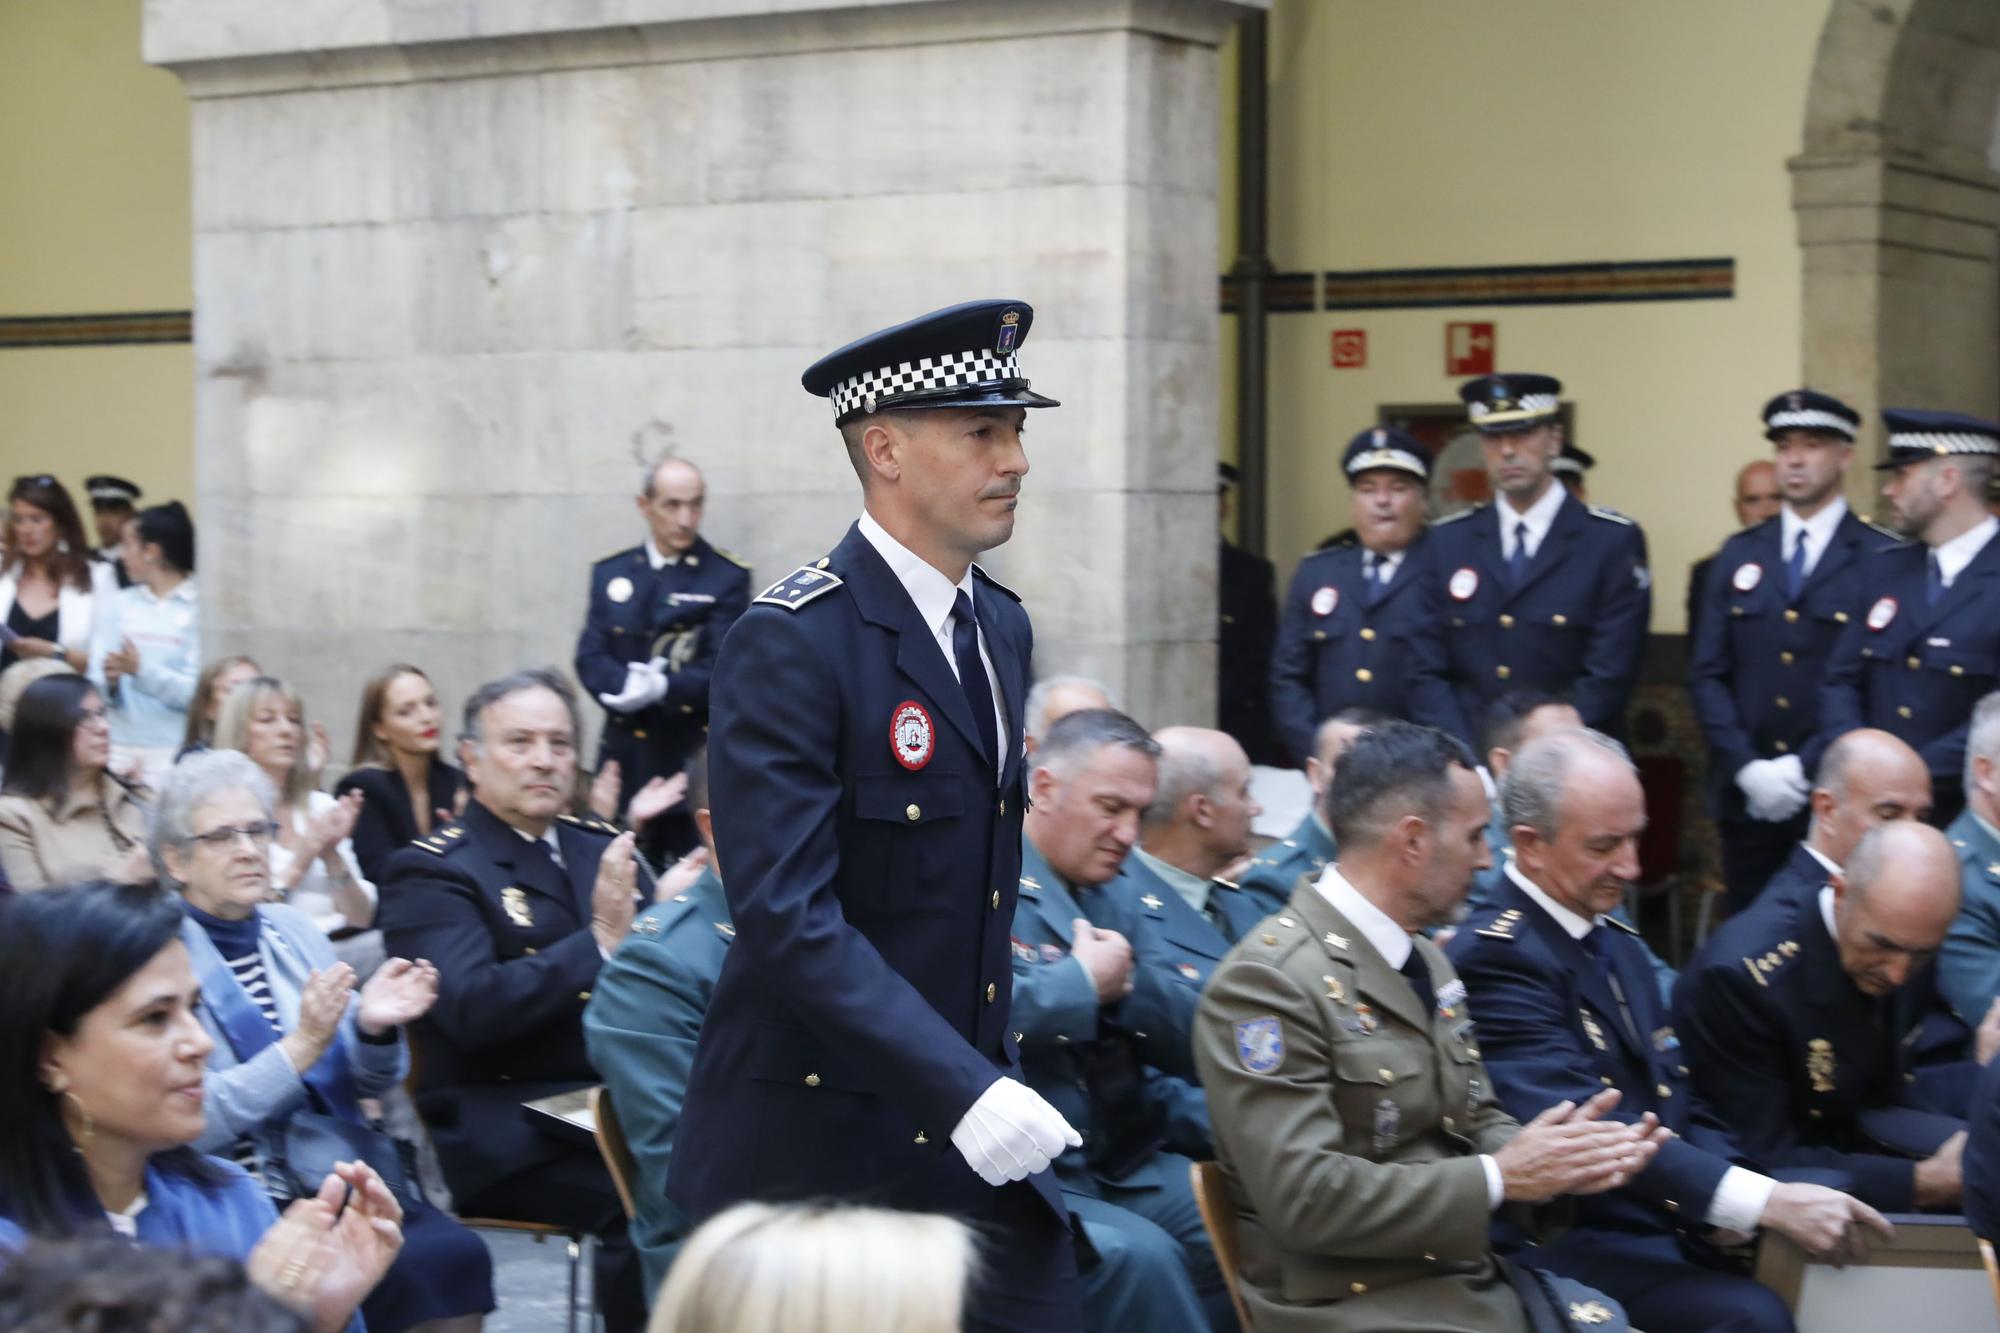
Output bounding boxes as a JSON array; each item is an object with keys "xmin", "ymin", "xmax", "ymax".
[
  {"xmin": 0, "ymin": 0, "xmax": 193, "ymax": 510},
  {"xmin": 1237, "ymin": 0, "xmax": 1832, "ymax": 631}
]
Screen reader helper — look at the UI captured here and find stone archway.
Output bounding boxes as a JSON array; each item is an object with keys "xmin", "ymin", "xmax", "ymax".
[{"xmin": 1794, "ymin": 0, "xmax": 2000, "ymax": 500}]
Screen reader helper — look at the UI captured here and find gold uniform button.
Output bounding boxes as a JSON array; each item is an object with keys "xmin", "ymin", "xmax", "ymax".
[
  {"xmin": 1496, "ymin": 665, "xmax": 1511, "ymax": 680},
  {"xmin": 1441, "ymin": 1116, "xmax": 1455, "ymax": 1133},
  {"xmin": 1774, "ymin": 696, "xmax": 1788, "ymax": 709},
  {"xmin": 1499, "ymin": 614, "xmax": 1515, "ymax": 629},
  {"xmin": 1355, "ymin": 668, "xmax": 1373, "ymax": 683},
  {"xmin": 999, "ymin": 799, "xmax": 1006, "ymax": 817},
  {"xmin": 1907, "ymin": 656, "xmax": 1921, "ymax": 670},
  {"xmin": 804, "ymin": 1073, "xmax": 821, "ymax": 1088},
  {"xmin": 1784, "ymin": 609, "xmax": 1799, "ymax": 623},
  {"xmin": 633, "ymin": 729, "xmax": 648, "ymax": 740},
  {"xmin": 816, "ymin": 557, "xmax": 831, "ymax": 570},
  {"xmin": 1952, "ymin": 665, "xmax": 1965, "ymax": 677},
  {"xmin": 1774, "ymin": 740, "xmax": 1789, "ymax": 753},
  {"xmin": 991, "ymin": 890, "xmax": 1000, "ymax": 909},
  {"xmin": 1423, "ymin": 1251, "xmax": 1437, "ymax": 1262},
  {"xmin": 986, "ymin": 983, "xmax": 997, "ymax": 1003},
  {"xmin": 1780, "ymin": 651, "xmax": 1794, "ymax": 665},
  {"xmin": 1898, "ymin": 705, "xmax": 1913, "ymax": 719},
  {"xmin": 1656, "ymin": 1083, "xmax": 1672, "ymax": 1098},
  {"xmin": 1313, "ymin": 630, "xmax": 1326, "ymax": 641},
  {"xmin": 1360, "ymin": 627, "xmax": 1377, "ymax": 641},
  {"xmin": 681, "ymin": 704, "xmax": 693, "ymax": 714},
  {"xmin": 1552, "ymin": 614, "xmax": 1567, "ymax": 626},
  {"xmin": 577, "ymin": 990, "xmax": 591, "ymax": 1001},
  {"xmin": 523, "ymin": 947, "xmax": 538, "ymax": 955},
  {"xmin": 1378, "ymin": 1069, "xmax": 1395, "ymax": 1084},
  {"xmin": 1601, "ymin": 1075, "xmax": 1615, "ymax": 1086},
  {"xmin": 1664, "ymin": 1199, "xmax": 1679, "ymax": 1212},
  {"xmin": 914, "ymin": 1131, "xmax": 928, "ymax": 1144},
  {"xmin": 1350, "ymin": 1282, "xmax": 1368, "ymax": 1296},
  {"xmin": 906, "ymin": 803, "xmax": 921, "ymax": 821}
]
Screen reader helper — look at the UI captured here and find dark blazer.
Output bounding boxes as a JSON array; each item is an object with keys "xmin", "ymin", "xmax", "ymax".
[
  {"xmin": 1758, "ymin": 842, "xmax": 1835, "ymax": 911},
  {"xmin": 1405, "ymin": 492, "xmax": 1651, "ymax": 746},
  {"xmin": 376, "ymin": 799, "xmax": 621, "ymax": 1201},
  {"xmin": 335, "ymin": 761, "xmax": 467, "ymax": 886},
  {"xmin": 1269, "ymin": 534, "xmax": 1428, "ymax": 761},
  {"xmin": 669, "ymin": 523, "xmax": 1060, "ymax": 1225},
  {"xmin": 1810, "ymin": 529, "xmax": 2000, "ymax": 810},
  {"xmin": 1963, "ymin": 1054, "xmax": 2000, "ymax": 1241},
  {"xmin": 1219, "ymin": 539, "xmax": 1280, "ymax": 765},
  {"xmin": 1689, "ymin": 510, "xmax": 1885, "ymax": 819},
  {"xmin": 1672, "ymin": 885, "xmax": 1975, "ymax": 1210}
]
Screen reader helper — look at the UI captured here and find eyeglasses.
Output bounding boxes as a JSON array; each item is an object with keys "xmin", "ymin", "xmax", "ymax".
[{"xmin": 187, "ymin": 821, "xmax": 280, "ymax": 850}]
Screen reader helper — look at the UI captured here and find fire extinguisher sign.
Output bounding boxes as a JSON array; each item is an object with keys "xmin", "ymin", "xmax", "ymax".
[{"xmin": 1445, "ymin": 322, "xmax": 1495, "ymax": 375}]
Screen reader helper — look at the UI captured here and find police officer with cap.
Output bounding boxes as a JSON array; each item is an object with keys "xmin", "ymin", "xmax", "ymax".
[
  {"xmin": 1690, "ymin": 390, "xmax": 1893, "ymax": 913},
  {"xmin": 1269, "ymin": 427, "xmax": 1432, "ymax": 763},
  {"xmin": 1811, "ymin": 409, "xmax": 2000, "ymax": 822},
  {"xmin": 1407, "ymin": 374, "xmax": 1652, "ymax": 747},
  {"xmin": 1550, "ymin": 442, "xmax": 1594, "ymax": 501},
  {"xmin": 85, "ymin": 474, "xmax": 142, "ymax": 588},
  {"xmin": 669, "ymin": 300, "xmax": 1086, "ymax": 1330}
]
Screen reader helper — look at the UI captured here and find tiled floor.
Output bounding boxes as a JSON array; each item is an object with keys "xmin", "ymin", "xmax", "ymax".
[{"xmin": 480, "ymin": 1226, "xmax": 601, "ymax": 1333}]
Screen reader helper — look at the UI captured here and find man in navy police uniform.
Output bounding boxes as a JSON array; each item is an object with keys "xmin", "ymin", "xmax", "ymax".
[
  {"xmin": 1270, "ymin": 427, "xmax": 1432, "ymax": 761},
  {"xmin": 668, "ymin": 300, "xmax": 1087, "ymax": 1331},
  {"xmin": 1810, "ymin": 409, "xmax": 2000, "ymax": 824},
  {"xmin": 574, "ymin": 455, "xmax": 750, "ymax": 853},
  {"xmin": 1407, "ymin": 373, "xmax": 1651, "ymax": 747},
  {"xmin": 1690, "ymin": 390, "xmax": 1895, "ymax": 913}
]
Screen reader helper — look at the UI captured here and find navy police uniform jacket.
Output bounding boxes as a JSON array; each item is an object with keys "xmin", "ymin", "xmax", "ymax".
[
  {"xmin": 1962, "ymin": 1054, "xmax": 2000, "ymax": 1242},
  {"xmin": 573, "ymin": 535, "xmax": 750, "ymax": 788},
  {"xmin": 1448, "ymin": 877, "xmax": 1752, "ymax": 1243},
  {"xmin": 668, "ymin": 523, "xmax": 1061, "ymax": 1223},
  {"xmin": 1810, "ymin": 529, "xmax": 2000, "ymax": 801},
  {"xmin": 1672, "ymin": 886, "xmax": 1975, "ymax": 1210},
  {"xmin": 1234, "ymin": 813, "xmax": 1337, "ymax": 922},
  {"xmin": 1406, "ymin": 492, "xmax": 1651, "ymax": 746},
  {"xmin": 377, "ymin": 800, "xmax": 624, "ymax": 1201},
  {"xmin": 1689, "ymin": 510, "xmax": 1887, "ymax": 819},
  {"xmin": 1269, "ymin": 535, "xmax": 1429, "ymax": 761},
  {"xmin": 1756, "ymin": 843, "xmax": 1835, "ymax": 912}
]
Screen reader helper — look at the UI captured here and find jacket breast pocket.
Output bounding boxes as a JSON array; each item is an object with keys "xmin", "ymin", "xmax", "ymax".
[{"xmin": 851, "ymin": 770, "xmax": 967, "ymax": 913}]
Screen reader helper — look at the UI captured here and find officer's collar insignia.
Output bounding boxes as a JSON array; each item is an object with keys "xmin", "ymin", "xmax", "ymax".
[
  {"xmin": 715, "ymin": 922, "xmax": 736, "ymax": 939},
  {"xmin": 1474, "ymin": 909, "xmax": 1523, "ymax": 941},
  {"xmin": 501, "ymin": 887, "xmax": 534, "ymax": 928},
  {"xmin": 753, "ymin": 566, "xmax": 844, "ymax": 611},
  {"xmin": 1140, "ymin": 894, "xmax": 1163, "ymax": 910},
  {"xmin": 1807, "ymin": 1037, "xmax": 1836, "ymax": 1092},
  {"xmin": 890, "ymin": 700, "xmax": 936, "ymax": 771},
  {"xmin": 1323, "ymin": 975, "xmax": 1347, "ymax": 1003},
  {"xmin": 443, "ymin": 827, "xmax": 462, "ymax": 838},
  {"xmin": 1234, "ymin": 1016, "xmax": 1284, "ymax": 1073},
  {"xmin": 1323, "ymin": 931, "xmax": 1349, "ymax": 951},
  {"xmin": 1599, "ymin": 914, "xmax": 1640, "ymax": 936},
  {"xmin": 633, "ymin": 915, "xmax": 661, "ymax": 936},
  {"xmin": 1569, "ymin": 1301, "xmax": 1613, "ymax": 1326},
  {"xmin": 1213, "ymin": 876, "xmax": 1239, "ymax": 890},
  {"xmin": 607, "ymin": 576, "xmax": 634, "ymax": 604},
  {"xmin": 1741, "ymin": 939, "xmax": 1801, "ymax": 987},
  {"xmin": 1176, "ymin": 962, "xmax": 1201, "ymax": 980},
  {"xmin": 1019, "ymin": 876, "xmax": 1040, "ymax": 896}
]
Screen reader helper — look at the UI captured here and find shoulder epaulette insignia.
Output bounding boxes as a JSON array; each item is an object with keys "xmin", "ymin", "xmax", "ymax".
[
  {"xmin": 712, "ymin": 545, "xmax": 751, "ymax": 570},
  {"xmin": 1474, "ymin": 908, "xmax": 1525, "ymax": 941},
  {"xmin": 1600, "ymin": 915, "xmax": 1640, "ymax": 936},
  {"xmin": 415, "ymin": 835, "xmax": 451, "ymax": 854},
  {"xmin": 632, "ymin": 915, "xmax": 662, "ymax": 936},
  {"xmin": 594, "ymin": 545, "xmax": 642, "ymax": 566},
  {"xmin": 715, "ymin": 922, "xmax": 736, "ymax": 939},
  {"xmin": 1432, "ymin": 503, "xmax": 1484, "ymax": 526},
  {"xmin": 556, "ymin": 813, "xmax": 619, "ymax": 836},
  {"xmin": 971, "ymin": 563, "xmax": 1021, "ymax": 603},
  {"xmin": 1741, "ymin": 939, "xmax": 1801, "ymax": 988},
  {"xmin": 753, "ymin": 566, "xmax": 845, "ymax": 611},
  {"xmin": 1863, "ymin": 520, "xmax": 1905, "ymax": 543},
  {"xmin": 1586, "ymin": 504, "xmax": 1635, "ymax": 526}
]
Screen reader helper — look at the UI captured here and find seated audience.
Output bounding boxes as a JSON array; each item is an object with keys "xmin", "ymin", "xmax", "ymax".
[
  {"xmin": 0, "ymin": 656, "xmax": 75, "ymax": 770},
  {"xmin": 1675, "ymin": 821, "xmax": 1992, "ymax": 1210},
  {"xmin": 214, "ymin": 677, "xmax": 375, "ymax": 960},
  {"xmin": 0, "ymin": 475, "xmax": 114, "ymax": 675},
  {"xmin": 180, "ymin": 655, "xmax": 262, "ymax": 759},
  {"xmin": 0, "ymin": 1238, "xmax": 307, "ymax": 1333},
  {"xmin": 376, "ymin": 668, "xmax": 648, "ymax": 1333},
  {"xmin": 648, "ymin": 1202, "xmax": 976, "ymax": 1333},
  {"xmin": 0, "ymin": 675, "xmax": 151, "ymax": 891},
  {"xmin": 1449, "ymin": 728, "xmax": 1889, "ymax": 1333},
  {"xmin": 1193, "ymin": 721, "xmax": 1655, "ymax": 1332},
  {"xmin": 1758, "ymin": 727, "xmax": 1932, "ymax": 910},
  {"xmin": 1965, "ymin": 1052, "xmax": 2000, "ymax": 1242},
  {"xmin": 155, "ymin": 750, "xmax": 493, "ymax": 1333},
  {"xmin": 89, "ymin": 501, "xmax": 199, "ymax": 785},
  {"xmin": 1233, "ymin": 709, "xmax": 1374, "ymax": 917},
  {"xmin": 0, "ymin": 882, "xmax": 402, "ymax": 1333},
  {"xmin": 1021, "ymin": 675, "xmax": 1114, "ymax": 765},
  {"xmin": 335, "ymin": 664, "xmax": 466, "ymax": 884},
  {"xmin": 1941, "ymin": 692, "xmax": 2000, "ymax": 1023},
  {"xmin": 1122, "ymin": 724, "xmax": 1265, "ymax": 960}
]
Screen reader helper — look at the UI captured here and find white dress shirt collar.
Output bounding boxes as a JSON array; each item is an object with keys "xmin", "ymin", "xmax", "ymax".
[
  {"xmin": 859, "ymin": 509, "xmax": 976, "ymax": 650},
  {"xmin": 1801, "ymin": 843, "xmax": 1840, "ymax": 879},
  {"xmin": 1314, "ymin": 864, "xmax": 1412, "ymax": 969},
  {"xmin": 509, "ymin": 821, "xmax": 564, "ymax": 868},
  {"xmin": 1362, "ymin": 547, "xmax": 1405, "ymax": 579},
  {"xmin": 1499, "ymin": 479, "xmax": 1569, "ymax": 561},
  {"xmin": 1818, "ymin": 884, "xmax": 1838, "ymax": 943},
  {"xmin": 1780, "ymin": 497, "xmax": 1848, "ymax": 578},
  {"xmin": 1933, "ymin": 515, "xmax": 1999, "ymax": 587},
  {"xmin": 1505, "ymin": 861, "xmax": 1600, "ymax": 939},
  {"xmin": 644, "ymin": 537, "xmax": 677, "ymax": 571}
]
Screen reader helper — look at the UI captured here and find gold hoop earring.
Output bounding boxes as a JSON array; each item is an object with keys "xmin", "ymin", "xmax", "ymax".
[{"xmin": 60, "ymin": 1090, "xmax": 94, "ymax": 1152}]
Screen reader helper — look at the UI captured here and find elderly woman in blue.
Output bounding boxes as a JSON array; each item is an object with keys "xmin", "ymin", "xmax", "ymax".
[
  {"xmin": 0, "ymin": 881, "xmax": 403, "ymax": 1333},
  {"xmin": 156, "ymin": 750, "xmax": 494, "ymax": 1333}
]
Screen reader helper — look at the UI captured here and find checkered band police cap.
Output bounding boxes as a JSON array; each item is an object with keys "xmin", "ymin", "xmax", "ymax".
[{"xmin": 803, "ymin": 299, "xmax": 1061, "ymax": 426}]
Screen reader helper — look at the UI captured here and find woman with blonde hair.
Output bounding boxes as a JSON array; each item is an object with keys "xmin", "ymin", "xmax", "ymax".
[{"xmin": 647, "ymin": 1203, "xmax": 976, "ymax": 1333}]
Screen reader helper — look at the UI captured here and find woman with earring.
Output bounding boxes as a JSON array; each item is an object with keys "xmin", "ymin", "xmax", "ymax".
[
  {"xmin": 335, "ymin": 664, "xmax": 466, "ymax": 885},
  {"xmin": 89, "ymin": 501, "xmax": 201, "ymax": 787},
  {"xmin": 0, "ymin": 476, "xmax": 115, "ymax": 675},
  {"xmin": 0, "ymin": 881, "xmax": 404, "ymax": 1333},
  {"xmin": 0, "ymin": 674, "xmax": 152, "ymax": 892}
]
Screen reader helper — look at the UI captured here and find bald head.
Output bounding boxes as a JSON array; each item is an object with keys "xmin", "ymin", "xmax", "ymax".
[
  {"xmin": 1734, "ymin": 460, "xmax": 1781, "ymax": 527},
  {"xmin": 637, "ymin": 455, "xmax": 706, "ymax": 555},
  {"xmin": 1024, "ymin": 676, "xmax": 1114, "ymax": 756},
  {"xmin": 1808, "ymin": 729, "xmax": 1932, "ymax": 867},
  {"xmin": 1833, "ymin": 821, "xmax": 1961, "ymax": 995},
  {"xmin": 1142, "ymin": 726, "xmax": 1261, "ymax": 876}
]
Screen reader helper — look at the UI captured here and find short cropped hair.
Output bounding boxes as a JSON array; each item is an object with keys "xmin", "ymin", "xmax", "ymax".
[
  {"xmin": 1499, "ymin": 728, "xmax": 1634, "ymax": 842},
  {"xmin": 1144, "ymin": 737, "xmax": 1224, "ymax": 828},
  {"xmin": 1034, "ymin": 708, "xmax": 1159, "ymax": 783},
  {"xmin": 1324, "ymin": 721, "xmax": 1477, "ymax": 848},
  {"xmin": 461, "ymin": 668, "xmax": 582, "ymax": 751},
  {"xmin": 1479, "ymin": 689, "xmax": 1573, "ymax": 762},
  {"xmin": 149, "ymin": 749, "xmax": 277, "ymax": 888},
  {"xmin": 1024, "ymin": 675, "xmax": 1116, "ymax": 745},
  {"xmin": 1966, "ymin": 692, "xmax": 2000, "ymax": 794}
]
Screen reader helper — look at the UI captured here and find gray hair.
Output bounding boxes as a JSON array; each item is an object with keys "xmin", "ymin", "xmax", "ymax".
[
  {"xmin": 149, "ymin": 749, "xmax": 277, "ymax": 888},
  {"xmin": 640, "ymin": 454, "xmax": 702, "ymax": 500},
  {"xmin": 1024, "ymin": 675, "xmax": 1116, "ymax": 746},
  {"xmin": 1499, "ymin": 727, "xmax": 1635, "ymax": 842},
  {"xmin": 1144, "ymin": 736, "xmax": 1224, "ymax": 827},
  {"xmin": 1034, "ymin": 708, "xmax": 1159, "ymax": 783},
  {"xmin": 1966, "ymin": 692, "xmax": 2000, "ymax": 794},
  {"xmin": 461, "ymin": 668, "xmax": 582, "ymax": 751}
]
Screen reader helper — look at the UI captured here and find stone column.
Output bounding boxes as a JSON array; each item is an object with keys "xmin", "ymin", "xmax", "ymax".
[{"xmin": 145, "ymin": 0, "xmax": 1262, "ymax": 753}]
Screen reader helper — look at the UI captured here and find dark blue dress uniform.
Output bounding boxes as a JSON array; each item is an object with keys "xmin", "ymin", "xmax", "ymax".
[
  {"xmin": 1270, "ymin": 428, "xmax": 1434, "ymax": 759},
  {"xmin": 1448, "ymin": 877, "xmax": 1795, "ymax": 1333},
  {"xmin": 573, "ymin": 533, "xmax": 750, "ymax": 811},
  {"xmin": 1962, "ymin": 1053, "xmax": 2000, "ymax": 1242},
  {"xmin": 1810, "ymin": 410, "xmax": 2000, "ymax": 820},
  {"xmin": 1672, "ymin": 886, "xmax": 1976, "ymax": 1210},
  {"xmin": 376, "ymin": 799, "xmax": 646, "ymax": 1332},
  {"xmin": 1232, "ymin": 812, "xmax": 1336, "ymax": 921},
  {"xmin": 668, "ymin": 300, "xmax": 1079, "ymax": 1333},
  {"xmin": 582, "ymin": 866, "xmax": 735, "ymax": 1299},
  {"xmin": 1754, "ymin": 841, "xmax": 1838, "ymax": 912}
]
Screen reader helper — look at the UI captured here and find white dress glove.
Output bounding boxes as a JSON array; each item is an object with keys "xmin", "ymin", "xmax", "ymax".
[
  {"xmin": 950, "ymin": 1076, "xmax": 1082, "ymax": 1187},
  {"xmin": 1737, "ymin": 755, "xmax": 1810, "ymax": 822},
  {"xmin": 598, "ymin": 658, "xmax": 669, "ymax": 713}
]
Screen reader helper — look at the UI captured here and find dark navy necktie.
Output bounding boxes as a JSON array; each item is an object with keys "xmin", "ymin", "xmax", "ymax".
[
  {"xmin": 1786, "ymin": 530, "xmax": 1809, "ymax": 603},
  {"xmin": 1926, "ymin": 552, "xmax": 1945, "ymax": 606},
  {"xmin": 1398, "ymin": 950, "xmax": 1436, "ymax": 1018},
  {"xmin": 1365, "ymin": 553, "xmax": 1389, "ymax": 606},
  {"xmin": 951, "ymin": 590, "xmax": 999, "ymax": 770},
  {"xmin": 1507, "ymin": 521, "xmax": 1531, "ymax": 584}
]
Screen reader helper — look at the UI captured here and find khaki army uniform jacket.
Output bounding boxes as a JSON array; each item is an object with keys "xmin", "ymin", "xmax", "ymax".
[{"xmin": 1194, "ymin": 881, "xmax": 1569, "ymax": 1333}]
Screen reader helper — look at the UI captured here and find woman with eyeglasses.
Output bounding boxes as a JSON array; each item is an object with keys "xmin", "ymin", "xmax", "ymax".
[
  {"xmin": 152, "ymin": 751, "xmax": 494, "ymax": 1333},
  {"xmin": 0, "ymin": 476, "xmax": 116, "ymax": 675},
  {"xmin": 88, "ymin": 501, "xmax": 200, "ymax": 787},
  {"xmin": 0, "ymin": 674, "xmax": 152, "ymax": 891}
]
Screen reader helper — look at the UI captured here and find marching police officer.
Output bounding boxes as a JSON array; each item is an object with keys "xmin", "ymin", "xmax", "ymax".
[
  {"xmin": 1270, "ymin": 428, "xmax": 1432, "ymax": 761},
  {"xmin": 1407, "ymin": 374, "xmax": 1651, "ymax": 747},
  {"xmin": 669, "ymin": 300, "xmax": 1084, "ymax": 1332},
  {"xmin": 1689, "ymin": 391, "xmax": 1893, "ymax": 912},
  {"xmin": 574, "ymin": 456, "xmax": 750, "ymax": 854},
  {"xmin": 1811, "ymin": 410, "xmax": 2000, "ymax": 823}
]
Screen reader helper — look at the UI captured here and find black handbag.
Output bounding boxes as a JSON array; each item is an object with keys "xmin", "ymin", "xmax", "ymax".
[{"xmin": 275, "ymin": 1084, "xmax": 416, "ymax": 1207}]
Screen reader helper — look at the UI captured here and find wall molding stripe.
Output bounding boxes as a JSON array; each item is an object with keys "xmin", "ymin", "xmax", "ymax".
[
  {"xmin": 0, "ymin": 311, "xmax": 192, "ymax": 349},
  {"xmin": 1218, "ymin": 258, "xmax": 1735, "ymax": 313}
]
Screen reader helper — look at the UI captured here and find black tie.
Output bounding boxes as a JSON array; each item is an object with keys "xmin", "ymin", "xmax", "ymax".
[
  {"xmin": 1398, "ymin": 950, "xmax": 1436, "ymax": 1018},
  {"xmin": 952, "ymin": 590, "xmax": 999, "ymax": 774},
  {"xmin": 1926, "ymin": 552, "xmax": 1946, "ymax": 606},
  {"xmin": 1366, "ymin": 553, "xmax": 1390, "ymax": 606},
  {"xmin": 1507, "ymin": 521, "xmax": 1531, "ymax": 584}
]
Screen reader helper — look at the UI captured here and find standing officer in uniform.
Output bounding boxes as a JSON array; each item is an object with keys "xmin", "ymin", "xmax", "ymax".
[
  {"xmin": 1217, "ymin": 463, "xmax": 1280, "ymax": 766},
  {"xmin": 1753, "ymin": 728, "xmax": 1931, "ymax": 911},
  {"xmin": 1407, "ymin": 374, "xmax": 1651, "ymax": 748},
  {"xmin": 669, "ymin": 301, "xmax": 1085, "ymax": 1332},
  {"xmin": 1550, "ymin": 443, "xmax": 1594, "ymax": 502},
  {"xmin": 575, "ymin": 455, "xmax": 750, "ymax": 857},
  {"xmin": 377, "ymin": 668, "xmax": 648, "ymax": 1331},
  {"xmin": 1812, "ymin": 410, "xmax": 2000, "ymax": 823},
  {"xmin": 84, "ymin": 475, "xmax": 142, "ymax": 588},
  {"xmin": 1690, "ymin": 391, "xmax": 1892, "ymax": 913},
  {"xmin": 1687, "ymin": 461, "xmax": 1783, "ymax": 653},
  {"xmin": 1234, "ymin": 709, "xmax": 1374, "ymax": 918},
  {"xmin": 1270, "ymin": 428, "xmax": 1432, "ymax": 761},
  {"xmin": 1450, "ymin": 730, "xmax": 1890, "ymax": 1333}
]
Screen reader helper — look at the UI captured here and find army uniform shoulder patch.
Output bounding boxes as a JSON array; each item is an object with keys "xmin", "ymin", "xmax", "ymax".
[
  {"xmin": 711, "ymin": 545, "xmax": 752, "ymax": 570},
  {"xmin": 1432, "ymin": 502, "xmax": 1485, "ymax": 526},
  {"xmin": 1473, "ymin": 908, "xmax": 1525, "ymax": 941},
  {"xmin": 971, "ymin": 563, "xmax": 1021, "ymax": 603},
  {"xmin": 557, "ymin": 813, "xmax": 620, "ymax": 837},
  {"xmin": 753, "ymin": 566, "xmax": 846, "ymax": 611},
  {"xmin": 1234, "ymin": 1015, "xmax": 1285, "ymax": 1073},
  {"xmin": 1586, "ymin": 504, "xmax": 1635, "ymax": 526}
]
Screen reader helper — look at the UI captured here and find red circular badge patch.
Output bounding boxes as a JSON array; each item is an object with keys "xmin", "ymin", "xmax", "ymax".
[{"xmin": 890, "ymin": 700, "xmax": 936, "ymax": 771}]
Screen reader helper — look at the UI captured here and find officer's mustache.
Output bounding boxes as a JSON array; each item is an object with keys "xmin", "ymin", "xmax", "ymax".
[{"xmin": 979, "ymin": 483, "xmax": 1022, "ymax": 501}]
